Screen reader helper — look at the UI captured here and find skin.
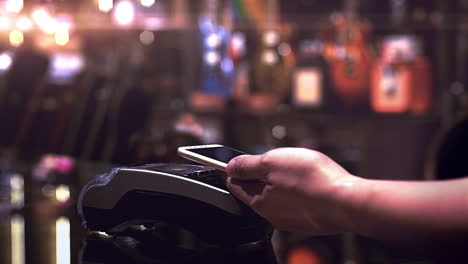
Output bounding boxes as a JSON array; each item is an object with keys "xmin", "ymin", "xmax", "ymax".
[{"xmin": 225, "ymin": 148, "xmax": 468, "ymax": 248}]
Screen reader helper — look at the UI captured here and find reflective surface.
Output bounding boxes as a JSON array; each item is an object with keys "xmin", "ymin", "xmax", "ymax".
[
  {"xmin": 0, "ymin": 161, "xmax": 277, "ymax": 264},
  {"xmin": 0, "ymin": 163, "xmax": 84, "ymax": 264},
  {"xmin": 2, "ymin": 159, "xmax": 466, "ymax": 264}
]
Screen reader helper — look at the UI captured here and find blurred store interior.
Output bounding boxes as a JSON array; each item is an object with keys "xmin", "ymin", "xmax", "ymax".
[{"xmin": 1, "ymin": 0, "xmax": 468, "ymax": 263}]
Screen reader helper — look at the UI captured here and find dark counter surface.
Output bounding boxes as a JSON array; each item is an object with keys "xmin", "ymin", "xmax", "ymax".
[
  {"xmin": 0, "ymin": 162, "xmax": 277, "ymax": 264},
  {"xmin": 2, "ymin": 160, "xmax": 467, "ymax": 264}
]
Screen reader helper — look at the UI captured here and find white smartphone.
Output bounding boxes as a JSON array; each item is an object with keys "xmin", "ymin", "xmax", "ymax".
[{"xmin": 177, "ymin": 144, "xmax": 246, "ymax": 171}]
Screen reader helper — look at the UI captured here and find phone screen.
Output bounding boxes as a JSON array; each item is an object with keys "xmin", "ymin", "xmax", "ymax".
[{"xmin": 187, "ymin": 147, "xmax": 246, "ymax": 163}]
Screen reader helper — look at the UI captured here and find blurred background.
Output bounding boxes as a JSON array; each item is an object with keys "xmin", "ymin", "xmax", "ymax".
[{"xmin": 1, "ymin": 0, "xmax": 468, "ymax": 263}]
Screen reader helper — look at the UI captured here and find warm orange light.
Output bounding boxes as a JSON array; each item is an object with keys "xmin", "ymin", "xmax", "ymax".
[
  {"xmin": 287, "ymin": 247, "xmax": 322, "ymax": 264},
  {"xmin": 371, "ymin": 63, "xmax": 411, "ymax": 113},
  {"xmin": 55, "ymin": 29, "xmax": 69, "ymax": 46},
  {"xmin": 9, "ymin": 30, "xmax": 24, "ymax": 47}
]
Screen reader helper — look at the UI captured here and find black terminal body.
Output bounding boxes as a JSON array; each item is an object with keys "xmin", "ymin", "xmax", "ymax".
[{"xmin": 77, "ymin": 163, "xmax": 271, "ymax": 246}]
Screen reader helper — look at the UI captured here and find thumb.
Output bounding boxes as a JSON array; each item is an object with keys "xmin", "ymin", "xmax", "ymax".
[{"xmin": 227, "ymin": 154, "xmax": 269, "ymax": 182}]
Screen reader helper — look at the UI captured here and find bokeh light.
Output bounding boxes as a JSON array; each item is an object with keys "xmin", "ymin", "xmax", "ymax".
[
  {"xmin": 204, "ymin": 51, "xmax": 220, "ymax": 66},
  {"xmin": 98, "ymin": 0, "xmax": 113, "ymax": 13},
  {"xmin": 140, "ymin": 0, "xmax": 155, "ymax": 8},
  {"xmin": 15, "ymin": 16, "xmax": 33, "ymax": 31},
  {"xmin": 55, "ymin": 185, "xmax": 70, "ymax": 203},
  {"xmin": 205, "ymin": 33, "xmax": 221, "ymax": 48},
  {"xmin": 55, "ymin": 29, "xmax": 70, "ymax": 46},
  {"xmin": 32, "ymin": 8, "xmax": 58, "ymax": 34},
  {"xmin": 139, "ymin": 31, "xmax": 154, "ymax": 45},
  {"xmin": 9, "ymin": 29, "xmax": 24, "ymax": 47},
  {"xmin": 5, "ymin": 0, "xmax": 23, "ymax": 13},
  {"xmin": 262, "ymin": 50, "xmax": 278, "ymax": 65},
  {"xmin": 113, "ymin": 1, "xmax": 136, "ymax": 26},
  {"xmin": 263, "ymin": 30, "xmax": 280, "ymax": 47},
  {"xmin": 0, "ymin": 52, "xmax": 13, "ymax": 72},
  {"xmin": 56, "ymin": 217, "xmax": 71, "ymax": 264},
  {"xmin": 0, "ymin": 16, "xmax": 12, "ymax": 30}
]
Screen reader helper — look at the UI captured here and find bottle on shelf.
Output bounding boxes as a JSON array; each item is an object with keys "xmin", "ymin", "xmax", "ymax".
[
  {"xmin": 370, "ymin": 0, "xmax": 432, "ymax": 115},
  {"xmin": 322, "ymin": 0, "xmax": 373, "ymax": 106},
  {"xmin": 292, "ymin": 40, "xmax": 331, "ymax": 109}
]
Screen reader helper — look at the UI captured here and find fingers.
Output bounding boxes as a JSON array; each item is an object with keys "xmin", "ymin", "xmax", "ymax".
[
  {"xmin": 226, "ymin": 154, "xmax": 269, "ymax": 182},
  {"xmin": 225, "ymin": 177, "xmax": 266, "ymax": 206}
]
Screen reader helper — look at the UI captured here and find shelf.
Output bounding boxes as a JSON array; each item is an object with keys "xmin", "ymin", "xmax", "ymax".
[{"xmin": 193, "ymin": 104, "xmax": 441, "ymax": 124}]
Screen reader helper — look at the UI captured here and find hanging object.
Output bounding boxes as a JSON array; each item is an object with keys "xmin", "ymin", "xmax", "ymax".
[
  {"xmin": 371, "ymin": 36, "xmax": 431, "ymax": 114},
  {"xmin": 322, "ymin": 0, "xmax": 373, "ymax": 105},
  {"xmin": 371, "ymin": 0, "xmax": 432, "ymax": 114},
  {"xmin": 371, "ymin": 37, "xmax": 412, "ymax": 113}
]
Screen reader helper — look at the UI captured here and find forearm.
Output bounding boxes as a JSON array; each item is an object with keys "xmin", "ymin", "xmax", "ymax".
[{"xmin": 342, "ymin": 177, "xmax": 468, "ymax": 244}]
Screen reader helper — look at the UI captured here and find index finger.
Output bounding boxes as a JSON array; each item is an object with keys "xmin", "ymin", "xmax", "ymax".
[{"xmin": 226, "ymin": 154, "xmax": 269, "ymax": 181}]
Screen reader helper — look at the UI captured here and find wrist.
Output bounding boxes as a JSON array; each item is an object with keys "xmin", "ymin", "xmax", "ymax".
[{"xmin": 332, "ymin": 175, "xmax": 372, "ymax": 234}]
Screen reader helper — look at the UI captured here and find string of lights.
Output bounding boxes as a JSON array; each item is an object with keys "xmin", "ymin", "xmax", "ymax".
[{"xmin": 0, "ymin": 0, "xmax": 166, "ymax": 49}]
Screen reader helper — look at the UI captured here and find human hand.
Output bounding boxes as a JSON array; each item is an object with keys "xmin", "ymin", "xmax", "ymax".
[{"xmin": 226, "ymin": 148, "xmax": 362, "ymax": 235}]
